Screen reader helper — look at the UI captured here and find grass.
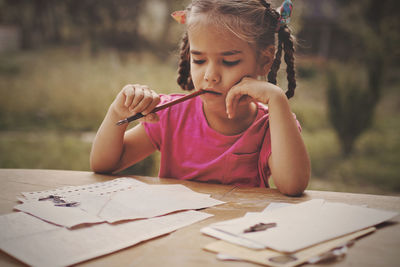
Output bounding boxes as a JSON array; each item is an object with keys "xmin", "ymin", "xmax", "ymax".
[
  {"xmin": 0, "ymin": 47, "xmax": 399, "ymax": 195},
  {"xmin": 0, "ymin": 47, "xmax": 180, "ymax": 131},
  {"xmin": 0, "ymin": 131, "xmax": 92, "ymax": 171}
]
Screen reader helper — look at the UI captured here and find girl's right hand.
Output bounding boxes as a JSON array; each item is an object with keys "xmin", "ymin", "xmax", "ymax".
[{"xmin": 111, "ymin": 84, "xmax": 161, "ymax": 123}]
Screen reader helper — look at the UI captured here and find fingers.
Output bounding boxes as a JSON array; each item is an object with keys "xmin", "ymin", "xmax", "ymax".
[
  {"xmin": 226, "ymin": 77, "xmax": 276, "ymax": 118},
  {"xmin": 225, "ymin": 81, "xmax": 250, "ymax": 119},
  {"xmin": 139, "ymin": 89, "xmax": 160, "ymax": 115},
  {"xmin": 121, "ymin": 84, "xmax": 160, "ymax": 116},
  {"xmin": 138, "ymin": 113, "xmax": 160, "ymax": 123},
  {"xmin": 225, "ymin": 92, "xmax": 239, "ymax": 119}
]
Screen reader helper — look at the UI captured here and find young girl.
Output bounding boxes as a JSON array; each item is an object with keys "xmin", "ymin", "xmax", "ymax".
[{"xmin": 90, "ymin": 0, "xmax": 310, "ymax": 196}]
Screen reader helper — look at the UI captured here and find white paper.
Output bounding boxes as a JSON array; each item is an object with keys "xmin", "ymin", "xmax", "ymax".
[
  {"xmin": 20, "ymin": 177, "xmax": 147, "ymax": 202},
  {"xmin": 204, "ymin": 227, "xmax": 376, "ymax": 267},
  {"xmin": 15, "ymin": 201, "xmax": 104, "ymax": 228},
  {"xmin": 16, "ymin": 179, "xmax": 224, "ymax": 228},
  {"xmin": 244, "ymin": 202, "xmax": 293, "ymax": 218},
  {"xmin": 0, "ymin": 210, "xmax": 212, "ymax": 267},
  {"xmin": 202, "ymin": 199, "xmax": 398, "ymax": 253},
  {"xmin": 202, "ymin": 202, "xmax": 293, "ymax": 249},
  {"xmin": 0, "ymin": 212, "xmax": 60, "ymax": 242},
  {"xmin": 94, "ymin": 184, "xmax": 224, "ymax": 223}
]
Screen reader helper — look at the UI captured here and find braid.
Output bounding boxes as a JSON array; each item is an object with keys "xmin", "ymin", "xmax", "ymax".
[
  {"xmin": 266, "ymin": 6, "xmax": 282, "ymax": 87},
  {"xmin": 267, "ymin": 38, "xmax": 282, "ymax": 85},
  {"xmin": 267, "ymin": 27, "xmax": 296, "ymax": 99},
  {"xmin": 279, "ymin": 26, "xmax": 296, "ymax": 99},
  {"xmin": 177, "ymin": 32, "xmax": 194, "ymax": 91},
  {"xmin": 259, "ymin": 0, "xmax": 271, "ymax": 9},
  {"xmin": 260, "ymin": 1, "xmax": 296, "ymax": 99}
]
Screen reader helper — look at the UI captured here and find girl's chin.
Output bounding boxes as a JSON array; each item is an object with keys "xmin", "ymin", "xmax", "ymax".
[{"xmin": 200, "ymin": 93, "xmax": 224, "ymax": 103}]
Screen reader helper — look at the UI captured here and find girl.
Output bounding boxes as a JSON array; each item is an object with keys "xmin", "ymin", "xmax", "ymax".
[{"xmin": 90, "ymin": 0, "xmax": 310, "ymax": 196}]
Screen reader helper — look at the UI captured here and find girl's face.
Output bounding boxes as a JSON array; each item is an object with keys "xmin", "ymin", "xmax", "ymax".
[{"xmin": 188, "ymin": 18, "xmax": 264, "ymax": 112}]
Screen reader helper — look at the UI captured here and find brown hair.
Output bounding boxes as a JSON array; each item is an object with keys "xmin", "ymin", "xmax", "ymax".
[{"xmin": 177, "ymin": 0, "xmax": 296, "ymax": 98}]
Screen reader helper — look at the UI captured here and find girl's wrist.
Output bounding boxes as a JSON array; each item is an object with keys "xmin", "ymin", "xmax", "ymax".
[
  {"xmin": 268, "ymin": 89, "xmax": 289, "ymax": 108},
  {"xmin": 107, "ymin": 104, "xmax": 126, "ymax": 123}
]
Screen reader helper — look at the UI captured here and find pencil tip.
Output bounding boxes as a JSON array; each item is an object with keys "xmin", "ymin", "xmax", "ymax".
[{"xmin": 116, "ymin": 119, "xmax": 127, "ymax": 126}]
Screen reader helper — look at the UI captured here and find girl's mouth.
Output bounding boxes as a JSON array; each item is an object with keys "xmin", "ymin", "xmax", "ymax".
[{"xmin": 202, "ymin": 89, "xmax": 222, "ymax": 95}]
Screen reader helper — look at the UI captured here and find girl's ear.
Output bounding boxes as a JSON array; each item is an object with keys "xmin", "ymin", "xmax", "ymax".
[{"xmin": 257, "ymin": 45, "xmax": 275, "ymax": 76}]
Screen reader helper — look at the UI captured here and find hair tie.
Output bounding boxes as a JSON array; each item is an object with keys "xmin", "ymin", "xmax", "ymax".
[
  {"xmin": 276, "ymin": 0, "xmax": 293, "ymax": 30},
  {"xmin": 171, "ymin": 10, "xmax": 187, "ymax": 24}
]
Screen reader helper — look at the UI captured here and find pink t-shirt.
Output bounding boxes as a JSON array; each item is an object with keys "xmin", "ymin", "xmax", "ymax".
[{"xmin": 143, "ymin": 94, "xmax": 278, "ymax": 187}]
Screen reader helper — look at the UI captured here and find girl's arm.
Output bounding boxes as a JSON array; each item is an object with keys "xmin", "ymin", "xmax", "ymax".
[
  {"xmin": 226, "ymin": 78, "xmax": 311, "ymax": 196},
  {"xmin": 266, "ymin": 90, "xmax": 310, "ymax": 196},
  {"xmin": 90, "ymin": 84, "xmax": 160, "ymax": 174}
]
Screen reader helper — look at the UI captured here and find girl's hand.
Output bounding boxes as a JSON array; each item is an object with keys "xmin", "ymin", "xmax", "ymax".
[
  {"xmin": 111, "ymin": 84, "xmax": 161, "ymax": 123},
  {"xmin": 225, "ymin": 77, "xmax": 284, "ymax": 118}
]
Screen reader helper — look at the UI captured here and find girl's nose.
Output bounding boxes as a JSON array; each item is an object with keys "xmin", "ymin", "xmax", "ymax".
[{"xmin": 204, "ymin": 65, "xmax": 220, "ymax": 84}]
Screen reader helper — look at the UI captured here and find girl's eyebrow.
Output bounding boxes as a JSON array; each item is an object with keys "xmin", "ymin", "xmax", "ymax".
[
  {"xmin": 221, "ymin": 50, "xmax": 242, "ymax": 56},
  {"xmin": 190, "ymin": 50, "xmax": 242, "ymax": 56}
]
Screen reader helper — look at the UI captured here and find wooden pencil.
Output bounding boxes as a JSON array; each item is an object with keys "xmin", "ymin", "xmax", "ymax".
[{"xmin": 116, "ymin": 89, "xmax": 217, "ymax": 125}]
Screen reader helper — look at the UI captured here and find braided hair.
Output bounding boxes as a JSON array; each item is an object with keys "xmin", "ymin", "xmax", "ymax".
[
  {"xmin": 177, "ymin": 32, "xmax": 194, "ymax": 91},
  {"xmin": 177, "ymin": 0, "xmax": 297, "ymax": 99}
]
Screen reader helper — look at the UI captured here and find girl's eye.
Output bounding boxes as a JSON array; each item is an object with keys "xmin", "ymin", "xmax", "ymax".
[
  {"xmin": 192, "ymin": 59, "xmax": 205, "ymax": 65},
  {"xmin": 223, "ymin": 60, "xmax": 241, "ymax": 66}
]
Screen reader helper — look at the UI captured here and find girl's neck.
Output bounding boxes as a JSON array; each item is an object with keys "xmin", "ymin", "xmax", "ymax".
[{"xmin": 203, "ymin": 102, "xmax": 258, "ymax": 136}]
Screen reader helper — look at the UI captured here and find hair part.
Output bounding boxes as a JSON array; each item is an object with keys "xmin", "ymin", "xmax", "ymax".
[{"xmin": 176, "ymin": 0, "xmax": 297, "ymax": 99}]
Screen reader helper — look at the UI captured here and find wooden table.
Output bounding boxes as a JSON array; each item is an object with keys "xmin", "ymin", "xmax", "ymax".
[{"xmin": 0, "ymin": 169, "xmax": 399, "ymax": 267}]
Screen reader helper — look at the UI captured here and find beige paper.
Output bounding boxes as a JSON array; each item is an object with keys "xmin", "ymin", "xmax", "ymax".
[
  {"xmin": 0, "ymin": 212, "xmax": 60, "ymax": 241},
  {"xmin": 95, "ymin": 184, "xmax": 224, "ymax": 223},
  {"xmin": 202, "ymin": 199, "xmax": 397, "ymax": 253},
  {"xmin": 14, "ymin": 201, "xmax": 104, "ymax": 228},
  {"xmin": 20, "ymin": 177, "xmax": 147, "ymax": 202},
  {"xmin": 16, "ymin": 179, "xmax": 224, "ymax": 228},
  {"xmin": 204, "ymin": 227, "xmax": 375, "ymax": 267},
  {"xmin": 0, "ymin": 210, "xmax": 212, "ymax": 267}
]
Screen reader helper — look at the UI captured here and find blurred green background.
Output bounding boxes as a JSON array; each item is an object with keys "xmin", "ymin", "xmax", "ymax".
[{"xmin": 0, "ymin": 0, "xmax": 399, "ymax": 195}]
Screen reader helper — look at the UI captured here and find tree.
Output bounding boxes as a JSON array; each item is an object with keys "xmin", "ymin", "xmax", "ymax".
[
  {"xmin": 0, "ymin": 0, "xmax": 146, "ymax": 51},
  {"xmin": 326, "ymin": 0, "xmax": 398, "ymax": 156}
]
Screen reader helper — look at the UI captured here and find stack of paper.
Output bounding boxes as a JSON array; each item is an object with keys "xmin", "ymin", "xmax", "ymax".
[
  {"xmin": 15, "ymin": 178, "xmax": 224, "ymax": 228},
  {"xmin": 202, "ymin": 199, "xmax": 398, "ymax": 266},
  {"xmin": 0, "ymin": 210, "xmax": 212, "ymax": 266},
  {"xmin": 0, "ymin": 177, "xmax": 224, "ymax": 266}
]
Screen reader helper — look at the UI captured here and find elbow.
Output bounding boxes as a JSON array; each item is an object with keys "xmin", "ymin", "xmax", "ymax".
[
  {"xmin": 90, "ymin": 165, "xmax": 115, "ymax": 175},
  {"xmin": 90, "ymin": 156, "xmax": 115, "ymax": 174},
  {"xmin": 274, "ymin": 168, "xmax": 311, "ymax": 197},
  {"xmin": 90, "ymin": 162, "xmax": 108, "ymax": 174},
  {"xmin": 280, "ymin": 183, "xmax": 307, "ymax": 197}
]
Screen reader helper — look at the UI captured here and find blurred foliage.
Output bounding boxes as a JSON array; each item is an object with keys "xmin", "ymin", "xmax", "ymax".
[
  {"xmin": 0, "ymin": 0, "xmax": 190, "ymax": 55},
  {"xmin": 327, "ymin": 66, "xmax": 377, "ymax": 156},
  {"xmin": 324, "ymin": 0, "xmax": 398, "ymax": 156},
  {"xmin": 0, "ymin": 48, "xmax": 179, "ymax": 131},
  {"xmin": 0, "ymin": 131, "xmax": 92, "ymax": 171},
  {"xmin": 0, "ymin": 0, "xmax": 145, "ymax": 51}
]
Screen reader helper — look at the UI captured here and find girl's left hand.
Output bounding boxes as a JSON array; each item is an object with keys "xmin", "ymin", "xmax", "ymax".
[{"xmin": 225, "ymin": 77, "xmax": 284, "ymax": 118}]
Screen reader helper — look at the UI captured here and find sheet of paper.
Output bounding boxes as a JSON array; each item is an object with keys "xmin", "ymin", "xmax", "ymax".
[
  {"xmin": 16, "ymin": 179, "xmax": 224, "ymax": 228},
  {"xmin": 0, "ymin": 212, "xmax": 60, "ymax": 242},
  {"xmin": 20, "ymin": 177, "xmax": 148, "ymax": 202},
  {"xmin": 244, "ymin": 202, "xmax": 293, "ymax": 219},
  {"xmin": 204, "ymin": 227, "xmax": 376, "ymax": 267},
  {"xmin": 15, "ymin": 201, "xmax": 104, "ymax": 228},
  {"xmin": 202, "ymin": 199, "xmax": 398, "ymax": 253},
  {"xmin": 94, "ymin": 184, "xmax": 224, "ymax": 223},
  {"xmin": 0, "ymin": 210, "xmax": 212, "ymax": 267}
]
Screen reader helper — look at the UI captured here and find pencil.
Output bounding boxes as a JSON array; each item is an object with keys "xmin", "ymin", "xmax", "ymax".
[{"xmin": 116, "ymin": 89, "xmax": 218, "ymax": 125}]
